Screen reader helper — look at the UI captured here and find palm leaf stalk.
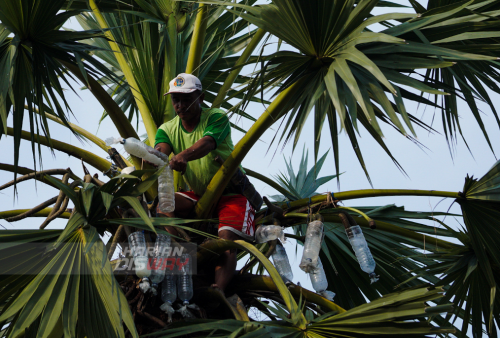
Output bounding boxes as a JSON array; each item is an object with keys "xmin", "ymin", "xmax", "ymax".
[
  {"xmin": 88, "ymin": 0, "xmax": 158, "ymax": 144},
  {"xmin": 185, "ymin": 4, "xmax": 209, "ymax": 76},
  {"xmin": 5, "ymin": 128, "xmax": 114, "ymax": 176}
]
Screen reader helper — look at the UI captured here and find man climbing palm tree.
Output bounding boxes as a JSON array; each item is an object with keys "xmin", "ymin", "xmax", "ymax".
[{"xmin": 155, "ymin": 73, "xmax": 256, "ymax": 293}]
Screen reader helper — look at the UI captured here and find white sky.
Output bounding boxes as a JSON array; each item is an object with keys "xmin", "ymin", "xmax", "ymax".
[{"xmin": 0, "ymin": 0, "xmax": 498, "ymax": 332}]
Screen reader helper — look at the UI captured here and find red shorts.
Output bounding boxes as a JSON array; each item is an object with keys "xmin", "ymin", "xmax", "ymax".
[{"xmin": 159, "ymin": 191, "xmax": 256, "ymax": 241}]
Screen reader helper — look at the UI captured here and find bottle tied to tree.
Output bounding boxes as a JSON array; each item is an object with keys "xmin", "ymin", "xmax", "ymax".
[
  {"xmin": 308, "ymin": 257, "xmax": 328, "ymax": 293},
  {"xmin": 345, "ymin": 225, "xmax": 379, "ymax": 284},
  {"xmin": 149, "ymin": 234, "xmax": 171, "ymax": 295},
  {"xmin": 255, "ymin": 225, "xmax": 285, "ymax": 243},
  {"xmin": 105, "ymin": 136, "xmax": 175, "ymax": 213},
  {"xmin": 128, "ymin": 231, "xmax": 151, "ymax": 292},
  {"xmin": 271, "ymin": 241, "xmax": 293, "ymax": 283},
  {"xmin": 176, "ymin": 253, "xmax": 198, "ymax": 318},
  {"xmin": 299, "ymin": 220, "xmax": 324, "ymax": 273},
  {"xmin": 160, "ymin": 273, "xmax": 177, "ymax": 322}
]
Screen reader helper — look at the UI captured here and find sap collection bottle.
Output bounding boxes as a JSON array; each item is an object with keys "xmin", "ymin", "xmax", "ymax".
[
  {"xmin": 346, "ymin": 225, "xmax": 378, "ymax": 283},
  {"xmin": 271, "ymin": 241, "xmax": 293, "ymax": 283},
  {"xmin": 128, "ymin": 231, "xmax": 151, "ymax": 292},
  {"xmin": 255, "ymin": 225, "xmax": 285, "ymax": 243},
  {"xmin": 149, "ymin": 234, "xmax": 171, "ymax": 295},
  {"xmin": 105, "ymin": 137, "xmax": 175, "ymax": 213}
]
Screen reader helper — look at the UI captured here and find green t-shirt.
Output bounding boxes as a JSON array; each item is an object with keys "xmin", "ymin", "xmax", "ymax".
[{"xmin": 155, "ymin": 108, "xmax": 240, "ymax": 196}]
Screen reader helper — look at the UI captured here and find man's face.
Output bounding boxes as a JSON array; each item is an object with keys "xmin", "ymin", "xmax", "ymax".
[{"xmin": 170, "ymin": 91, "xmax": 204, "ymax": 121}]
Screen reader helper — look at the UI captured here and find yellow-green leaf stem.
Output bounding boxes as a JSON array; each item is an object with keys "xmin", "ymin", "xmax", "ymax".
[
  {"xmin": 195, "ymin": 80, "xmax": 305, "ymax": 219},
  {"xmin": 6, "ymin": 128, "xmax": 113, "ymax": 175},
  {"xmin": 212, "ymin": 28, "xmax": 266, "ymax": 108},
  {"xmin": 284, "ymin": 212, "xmax": 457, "ymax": 250},
  {"xmin": 277, "ymin": 189, "xmax": 461, "ymax": 211},
  {"xmin": 232, "ymin": 274, "xmax": 346, "ymax": 315},
  {"xmin": 61, "ymin": 61, "xmax": 139, "ymax": 141},
  {"xmin": 335, "ymin": 206, "xmax": 373, "ymax": 224},
  {"xmin": 185, "ymin": 4, "xmax": 209, "ymax": 76},
  {"xmin": 163, "ymin": 14, "xmax": 177, "ymax": 123},
  {"xmin": 88, "ymin": 0, "xmax": 158, "ymax": 144},
  {"xmin": 234, "ymin": 240, "xmax": 307, "ymax": 328},
  {"xmin": 27, "ymin": 105, "xmax": 132, "ymax": 167},
  {"xmin": 0, "ymin": 208, "xmax": 71, "ymax": 220}
]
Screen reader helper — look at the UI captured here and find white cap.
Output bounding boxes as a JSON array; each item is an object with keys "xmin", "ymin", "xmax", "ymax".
[{"xmin": 164, "ymin": 73, "xmax": 202, "ymax": 95}]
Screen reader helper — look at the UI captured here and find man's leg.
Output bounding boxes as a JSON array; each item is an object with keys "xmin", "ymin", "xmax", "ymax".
[
  {"xmin": 157, "ymin": 192, "xmax": 197, "ymax": 236},
  {"xmin": 213, "ymin": 195, "xmax": 255, "ymax": 294},
  {"xmin": 213, "ymin": 229, "xmax": 239, "ymax": 293}
]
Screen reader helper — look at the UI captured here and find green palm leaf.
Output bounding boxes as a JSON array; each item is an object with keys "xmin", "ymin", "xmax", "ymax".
[{"xmin": 0, "ymin": 0, "xmax": 120, "ymax": 183}]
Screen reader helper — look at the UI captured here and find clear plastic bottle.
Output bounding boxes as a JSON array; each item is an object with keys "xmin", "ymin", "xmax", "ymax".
[
  {"xmin": 255, "ymin": 225, "xmax": 285, "ymax": 243},
  {"xmin": 308, "ymin": 257, "xmax": 328, "ymax": 293},
  {"xmin": 106, "ymin": 136, "xmax": 175, "ymax": 214},
  {"xmin": 346, "ymin": 225, "xmax": 378, "ymax": 284},
  {"xmin": 149, "ymin": 234, "xmax": 171, "ymax": 295},
  {"xmin": 158, "ymin": 165, "xmax": 175, "ymax": 213},
  {"xmin": 177, "ymin": 253, "xmax": 193, "ymax": 304},
  {"xmin": 160, "ymin": 273, "xmax": 177, "ymax": 322},
  {"xmin": 128, "ymin": 231, "xmax": 151, "ymax": 291},
  {"xmin": 121, "ymin": 138, "xmax": 165, "ymax": 166},
  {"xmin": 299, "ymin": 220, "xmax": 324, "ymax": 273},
  {"xmin": 271, "ymin": 242, "xmax": 293, "ymax": 283},
  {"xmin": 177, "ymin": 253, "xmax": 197, "ymax": 318}
]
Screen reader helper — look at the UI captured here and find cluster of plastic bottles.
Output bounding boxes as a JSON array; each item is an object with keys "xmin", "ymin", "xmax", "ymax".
[
  {"xmin": 161, "ymin": 253, "xmax": 197, "ymax": 321},
  {"xmin": 346, "ymin": 225, "xmax": 378, "ymax": 284},
  {"xmin": 127, "ymin": 231, "xmax": 196, "ymax": 321},
  {"xmin": 105, "ymin": 137, "xmax": 175, "ymax": 213}
]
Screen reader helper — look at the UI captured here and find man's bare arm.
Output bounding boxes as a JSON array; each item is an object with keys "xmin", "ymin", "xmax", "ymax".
[
  {"xmin": 169, "ymin": 136, "xmax": 216, "ymax": 174},
  {"xmin": 155, "ymin": 142, "xmax": 173, "ymax": 157}
]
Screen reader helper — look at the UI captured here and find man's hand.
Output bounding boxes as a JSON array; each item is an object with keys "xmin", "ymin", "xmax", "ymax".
[{"xmin": 169, "ymin": 153, "xmax": 188, "ymax": 174}]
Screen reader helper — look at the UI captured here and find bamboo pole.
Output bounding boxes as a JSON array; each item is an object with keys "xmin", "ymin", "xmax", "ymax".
[
  {"xmin": 6, "ymin": 128, "xmax": 113, "ymax": 175},
  {"xmin": 88, "ymin": 0, "xmax": 158, "ymax": 144},
  {"xmin": 185, "ymin": 4, "xmax": 209, "ymax": 76},
  {"xmin": 212, "ymin": 28, "xmax": 266, "ymax": 108}
]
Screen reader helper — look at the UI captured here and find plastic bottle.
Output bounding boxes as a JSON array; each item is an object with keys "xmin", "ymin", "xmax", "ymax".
[
  {"xmin": 149, "ymin": 234, "xmax": 171, "ymax": 295},
  {"xmin": 271, "ymin": 242, "xmax": 293, "ymax": 283},
  {"xmin": 128, "ymin": 231, "xmax": 151, "ymax": 292},
  {"xmin": 177, "ymin": 253, "xmax": 198, "ymax": 318},
  {"xmin": 308, "ymin": 257, "xmax": 328, "ymax": 293},
  {"xmin": 160, "ymin": 274, "xmax": 177, "ymax": 322},
  {"xmin": 320, "ymin": 290, "xmax": 336, "ymax": 301},
  {"xmin": 255, "ymin": 225, "xmax": 285, "ymax": 243},
  {"xmin": 346, "ymin": 225, "xmax": 379, "ymax": 284},
  {"xmin": 299, "ymin": 220, "xmax": 324, "ymax": 273},
  {"xmin": 158, "ymin": 166, "xmax": 175, "ymax": 213},
  {"xmin": 106, "ymin": 136, "xmax": 175, "ymax": 214}
]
